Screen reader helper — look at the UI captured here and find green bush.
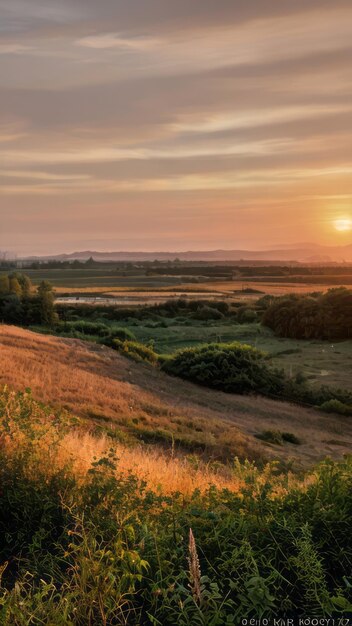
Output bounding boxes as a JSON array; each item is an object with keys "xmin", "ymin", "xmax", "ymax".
[
  {"xmin": 59, "ymin": 320, "xmax": 111, "ymax": 337},
  {"xmin": 256, "ymin": 430, "xmax": 302, "ymax": 445},
  {"xmin": 112, "ymin": 339, "xmax": 158, "ymax": 364},
  {"xmin": 162, "ymin": 342, "xmax": 285, "ymax": 395},
  {"xmin": 319, "ymin": 399, "xmax": 352, "ymax": 416},
  {"xmin": 192, "ymin": 305, "xmax": 224, "ymax": 321},
  {"xmin": 236, "ymin": 306, "xmax": 258, "ymax": 323},
  {"xmin": 110, "ymin": 326, "xmax": 136, "ymax": 342}
]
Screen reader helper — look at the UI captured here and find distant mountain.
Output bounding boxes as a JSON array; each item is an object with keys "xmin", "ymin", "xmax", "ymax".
[{"xmin": 23, "ymin": 243, "xmax": 352, "ymax": 264}]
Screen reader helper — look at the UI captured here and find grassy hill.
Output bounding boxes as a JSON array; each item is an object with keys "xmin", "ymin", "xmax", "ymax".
[{"xmin": 0, "ymin": 325, "xmax": 351, "ymax": 470}]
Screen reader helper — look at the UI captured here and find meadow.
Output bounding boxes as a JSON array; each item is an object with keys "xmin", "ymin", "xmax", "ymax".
[
  {"xmin": 108, "ymin": 320, "xmax": 352, "ymax": 391},
  {"xmin": 15, "ymin": 268, "xmax": 184, "ymax": 289}
]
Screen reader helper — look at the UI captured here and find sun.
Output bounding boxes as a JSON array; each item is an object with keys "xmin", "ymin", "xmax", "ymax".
[{"xmin": 333, "ymin": 218, "xmax": 352, "ymax": 232}]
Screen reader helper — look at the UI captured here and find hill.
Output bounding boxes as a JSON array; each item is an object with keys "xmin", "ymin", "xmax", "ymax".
[
  {"xmin": 21, "ymin": 242, "xmax": 352, "ymax": 263},
  {"xmin": 0, "ymin": 325, "xmax": 351, "ymax": 468}
]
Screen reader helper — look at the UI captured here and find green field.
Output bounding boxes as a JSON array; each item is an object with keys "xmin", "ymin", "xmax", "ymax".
[
  {"xmin": 5, "ymin": 269, "xmax": 184, "ymax": 289},
  {"xmin": 113, "ymin": 320, "xmax": 352, "ymax": 391}
]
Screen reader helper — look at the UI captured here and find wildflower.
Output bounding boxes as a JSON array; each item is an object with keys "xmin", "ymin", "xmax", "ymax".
[{"xmin": 187, "ymin": 528, "xmax": 202, "ymax": 605}]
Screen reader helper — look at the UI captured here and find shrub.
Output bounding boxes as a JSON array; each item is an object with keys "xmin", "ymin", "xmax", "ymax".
[
  {"xmin": 255, "ymin": 431, "xmax": 302, "ymax": 445},
  {"xmin": 110, "ymin": 326, "xmax": 136, "ymax": 341},
  {"xmin": 281, "ymin": 432, "xmax": 302, "ymax": 445},
  {"xmin": 236, "ymin": 306, "xmax": 258, "ymax": 323},
  {"xmin": 255, "ymin": 430, "xmax": 284, "ymax": 445},
  {"xmin": 192, "ymin": 305, "xmax": 224, "ymax": 320},
  {"xmin": 162, "ymin": 342, "xmax": 285, "ymax": 395},
  {"xmin": 319, "ymin": 399, "xmax": 352, "ymax": 416},
  {"xmin": 112, "ymin": 339, "xmax": 158, "ymax": 364},
  {"xmin": 59, "ymin": 320, "xmax": 111, "ymax": 337}
]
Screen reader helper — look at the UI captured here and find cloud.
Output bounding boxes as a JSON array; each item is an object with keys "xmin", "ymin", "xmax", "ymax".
[
  {"xmin": 0, "ymin": 43, "xmax": 32, "ymax": 54},
  {"xmin": 172, "ymin": 104, "xmax": 352, "ymax": 134},
  {"xmin": 0, "ymin": 137, "xmax": 297, "ymax": 168},
  {"xmin": 0, "ymin": 0, "xmax": 351, "ymax": 251},
  {"xmin": 76, "ymin": 33, "xmax": 161, "ymax": 51},
  {"xmin": 0, "ymin": 170, "xmax": 90, "ymax": 181}
]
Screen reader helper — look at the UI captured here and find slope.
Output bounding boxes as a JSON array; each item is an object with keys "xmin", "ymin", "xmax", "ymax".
[{"xmin": 0, "ymin": 325, "xmax": 351, "ymax": 467}]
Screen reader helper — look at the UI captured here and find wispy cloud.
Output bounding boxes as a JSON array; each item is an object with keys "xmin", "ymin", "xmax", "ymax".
[
  {"xmin": 172, "ymin": 104, "xmax": 352, "ymax": 134},
  {"xmin": 76, "ymin": 33, "xmax": 162, "ymax": 51},
  {"xmin": 0, "ymin": 0, "xmax": 351, "ymax": 251},
  {"xmin": 0, "ymin": 43, "xmax": 32, "ymax": 54},
  {"xmin": 0, "ymin": 138, "xmax": 297, "ymax": 166}
]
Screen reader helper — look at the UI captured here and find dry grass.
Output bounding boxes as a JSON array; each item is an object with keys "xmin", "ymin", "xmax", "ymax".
[
  {"xmin": 0, "ymin": 386, "xmax": 240, "ymax": 495},
  {"xmin": 1, "ymin": 325, "xmax": 351, "ymax": 468},
  {"xmin": 179, "ymin": 280, "xmax": 352, "ymax": 295},
  {"xmin": 57, "ymin": 431, "xmax": 241, "ymax": 494},
  {"xmin": 0, "ymin": 325, "xmax": 259, "ymax": 463},
  {"xmin": 1, "ymin": 387, "xmax": 299, "ymax": 496}
]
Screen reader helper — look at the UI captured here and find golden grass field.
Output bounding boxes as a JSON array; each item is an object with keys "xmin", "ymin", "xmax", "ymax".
[
  {"xmin": 1, "ymin": 325, "xmax": 351, "ymax": 491},
  {"xmin": 53, "ymin": 278, "xmax": 352, "ymax": 298}
]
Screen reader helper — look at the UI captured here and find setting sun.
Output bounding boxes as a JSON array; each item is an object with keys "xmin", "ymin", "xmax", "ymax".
[{"xmin": 334, "ymin": 218, "xmax": 352, "ymax": 232}]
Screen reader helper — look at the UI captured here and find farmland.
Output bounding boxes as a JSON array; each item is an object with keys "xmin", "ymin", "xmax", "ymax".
[{"xmin": 3, "ymin": 262, "xmax": 352, "ymax": 296}]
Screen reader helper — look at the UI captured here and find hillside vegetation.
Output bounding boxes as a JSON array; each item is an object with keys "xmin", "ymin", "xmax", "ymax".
[
  {"xmin": 1, "ymin": 386, "xmax": 352, "ymax": 623},
  {"xmin": 162, "ymin": 342, "xmax": 352, "ymax": 415},
  {"xmin": 1, "ymin": 325, "xmax": 352, "ymax": 468}
]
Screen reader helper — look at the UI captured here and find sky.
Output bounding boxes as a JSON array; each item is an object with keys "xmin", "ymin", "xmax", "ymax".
[{"xmin": 0, "ymin": 0, "xmax": 351, "ymax": 256}]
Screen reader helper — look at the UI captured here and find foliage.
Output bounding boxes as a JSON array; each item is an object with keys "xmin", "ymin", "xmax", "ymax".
[
  {"xmin": 319, "ymin": 399, "xmax": 352, "ymax": 416},
  {"xmin": 162, "ymin": 342, "xmax": 287, "ymax": 395},
  {"xmin": 37, "ymin": 280, "xmax": 58, "ymax": 327},
  {"xmin": 57, "ymin": 320, "xmax": 136, "ymax": 345},
  {"xmin": 255, "ymin": 430, "xmax": 302, "ymax": 445},
  {"xmin": 0, "ymin": 273, "xmax": 59, "ymax": 328},
  {"xmin": 56, "ymin": 298, "xmax": 234, "ymax": 324},
  {"xmin": 0, "ymin": 388, "xmax": 351, "ymax": 623},
  {"xmin": 112, "ymin": 339, "xmax": 159, "ymax": 364},
  {"xmin": 262, "ymin": 288, "xmax": 352, "ymax": 340},
  {"xmin": 192, "ymin": 305, "xmax": 224, "ymax": 320}
]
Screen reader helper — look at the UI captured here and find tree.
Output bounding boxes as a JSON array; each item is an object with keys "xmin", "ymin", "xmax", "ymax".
[
  {"xmin": 9, "ymin": 276, "xmax": 22, "ymax": 297},
  {"xmin": 37, "ymin": 281, "xmax": 58, "ymax": 327},
  {"xmin": 0, "ymin": 294, "xmax": 23, "ymax": 324},
  {"xmin": 0, "ymin": 275, "xmax": 10, "ymax": 295},
  {"xmin": 18, "ymin": 274, "xmax": 32, "ymax": 297}
]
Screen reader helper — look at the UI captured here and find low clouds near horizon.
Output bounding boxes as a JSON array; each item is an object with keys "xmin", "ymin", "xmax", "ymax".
[{"xmin": 0, "ymin": 0, "xmax": 351, "ymax": 255}]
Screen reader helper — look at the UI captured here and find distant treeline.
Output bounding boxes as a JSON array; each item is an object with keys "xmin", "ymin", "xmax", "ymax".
[
  {"xmin": 262, "ymin": 288, "xmax": 352, "ymax": 340},
  {"xmin": 150, "ymin": 265, "xmax": 352, "ymax": 277},
  {"xmin": 17, "ymin": 259, "xmax": 352, "ymax": 278},
  {"xmin": 0, "ymin": 273, "xmax": 57, "ymax": 327}
]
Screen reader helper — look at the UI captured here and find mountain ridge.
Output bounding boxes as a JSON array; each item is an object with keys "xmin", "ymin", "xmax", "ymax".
[{"xmin": 21, "ymin": 243, "xmax": 352, "ymax": 263}]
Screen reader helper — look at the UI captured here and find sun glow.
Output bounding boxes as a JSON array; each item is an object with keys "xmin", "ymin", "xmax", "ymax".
[{"xmin": 333, "ymin": 218, "xmax": 352, "ymax": 232}]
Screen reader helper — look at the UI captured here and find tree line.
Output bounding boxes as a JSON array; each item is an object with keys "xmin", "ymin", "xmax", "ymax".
[{"xmin": 262, "ymin": 288, "xmax": 352, "ymax": 340}]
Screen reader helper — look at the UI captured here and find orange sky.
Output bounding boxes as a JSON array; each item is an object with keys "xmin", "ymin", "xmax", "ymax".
[{"xmin": 0, "ymin": 1, "xmax": 351, "ymax": 255}]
